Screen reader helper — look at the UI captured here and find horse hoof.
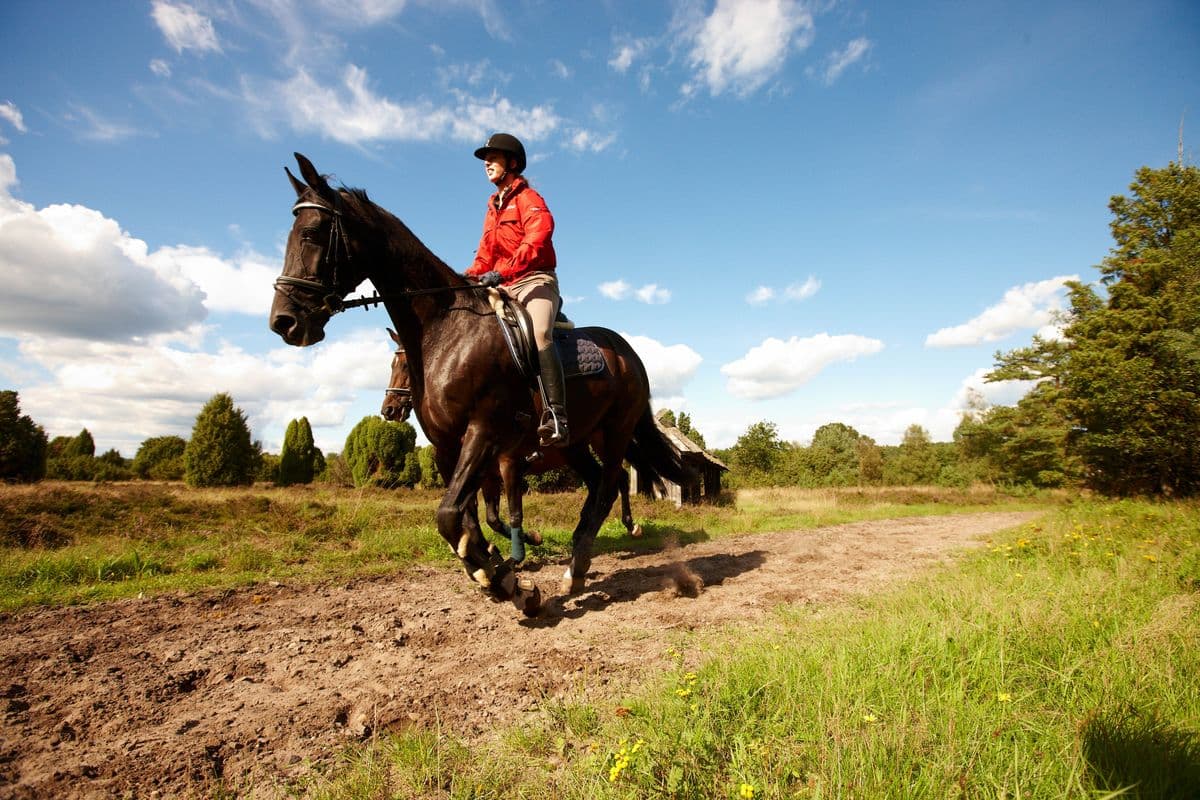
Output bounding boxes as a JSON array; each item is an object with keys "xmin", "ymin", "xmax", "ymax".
[
  {"xmin": 513, "ymin": 577, "xmax": 541, "ymax": 617},
  {"xmin": 630, "ymin": 523, "xmax": 643, "ymax": 538},
  {"xmin": 560, "ymin": 576, "xmax": 586, "ymax": 595}
]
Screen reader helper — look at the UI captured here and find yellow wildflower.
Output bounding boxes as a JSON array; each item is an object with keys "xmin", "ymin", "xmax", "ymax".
[
  {"xmin": 996, "ymin": 692, "xmax": 1012, "ymax": 703},
  {"xmin": 740, "ymin": 783, "xmax": 756, "ymax": 799}
]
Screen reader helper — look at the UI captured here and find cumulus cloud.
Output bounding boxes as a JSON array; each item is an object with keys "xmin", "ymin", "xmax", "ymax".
[
  {"xmin": 721, "ymin": 332, "xmax": 884, "ymax": 400},
  {"xmin": 249, "ymin": 65, "xmax": 565, "ymax": 146},
  {"xmin": 746, "ymin": 276, "xmax": 819, "ymax": 304},
  {"xmin": 635, "ymin": 284, "xmax": 671, "ymax": 304},
  {"xmin": 924, "ymin": 275, "xmax": 1076, "ymax": 348},
  {"xmin": 622, "ymin": 333, "xmax": 702, "ymax": 401},
  {"xmin": 15, "ymin": 326, "xmax": 395, "ymax": 456},
  {"xmin": 812, "ymin": 37, "xmax": 871, "ymax": 85},
  {"xmin": 0, "ymin": 154, "xmax": 280, "ymax": 343},
  {"xmin": 151, "ymin": 1, "xmax": 221, "ymax": 54},
  {"xmin": 598, "ymin": 279, "xmax": 631, "ymax": 300},
  {"xmin": 681, "ymin": 0, "xmax": 815, "ymax": 97}
]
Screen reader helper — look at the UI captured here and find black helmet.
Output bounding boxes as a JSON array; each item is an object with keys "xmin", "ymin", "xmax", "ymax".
[{"xmin": 474, "ymin": 132, "xmax": 526, "ymax": 174}]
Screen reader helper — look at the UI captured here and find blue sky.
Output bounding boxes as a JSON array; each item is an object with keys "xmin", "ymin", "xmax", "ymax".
[{"xmin": 1, "ymin": 1, "xmax": 1196, "ymax": 457}]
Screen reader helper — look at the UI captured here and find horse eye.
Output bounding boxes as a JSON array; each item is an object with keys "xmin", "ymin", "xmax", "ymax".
[{"xmin": 300, "ymin": 226, "xmax": 319, "ymax": 242}]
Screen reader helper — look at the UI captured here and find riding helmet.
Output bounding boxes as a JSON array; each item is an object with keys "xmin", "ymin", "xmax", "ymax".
[{"xmin": 474, "ymin": 132, "xmax": 526, "ymax": 174}]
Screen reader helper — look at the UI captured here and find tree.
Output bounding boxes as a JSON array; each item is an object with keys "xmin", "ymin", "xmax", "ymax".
[
  {"xmin": 1058, "ymin": 162, "xmax": 1200, "ymax": 495},
  {"xmin": 132, "ymin": 435, "xmax": 187, "ymax": 480},
  {"xmin": 342, "ymin": 416, "xmax": 418, "ymax": 488},
  {"xmin": 729, "ymin": 420, "xmax": 784, "ymax": 482},
  {"xmin": 62, "ymin": 429, "xmax": 95, "ymax": 458},
  {"xmin": 184, "ymin": 393, "xmax": 260, "ymax": 487},
  {"xmin": 884, "ymin": 425, "xmax": 941, "ymax": 486},
  {"xmin": 417, "ymin": 445, "xmax": 444, "ymax": 489},
  {"xmin": 0, "ymin": 390, "xmax": 48, "ymax": 483},
  {"xmin": 809, "ymin": 422, "xmax": 864, "ymax": 486},
  {"xmin": 676, "ymin": 412, "xmax": 707, "ymax": 450},
  {"xmin": 278, "ymin": 416, "xmax": 317, "ymax": 486}
]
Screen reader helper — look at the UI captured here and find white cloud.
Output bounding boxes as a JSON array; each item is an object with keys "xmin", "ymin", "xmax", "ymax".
[
  {"xmin": 68, "ymin": 104, "xmax": 144, "ymax": 142},
  {"xmin": 598, "ymin": 279, "xmax": 630, "ymax": 300},
  {"xmin": 721, "ymin": 333, "xmax": 884, "ymax": 400},
  {"xmin": 746, "ymin": 286, "xmax": 775, "ymax": 305},
  {"xmin": 0, "ymin": 101, "xmax": 27, "ymax": 133},
  {"xmin": 622, "ymin": 333, "xmax": 702, "ymax": 399},
  {"xmin": 147, "ymin": 245, "xmax": 280, "ymax": 315},
  {"xmin": 785, "ymin": 276, "xmax": 820, "ymax": 300},
  {"xmin": 597, "ymin": 279, "xmax": 671, "ymax": 304},
  {"xmin": 151, "ymin": 1, "xmax": 221, "ymax": 55},
  {"xmin": 550, "ymin": 59, "xmax": 571, "ymax": 79},
  {"xmin": 814, "ymin": 37, "xmax": 871, "ymax": 85},
  {"xmin": 149, "ymin": 58, "xmax": 172, "ymax": 78},
  {"xmin": 566, "ymin": 129, "xmax": 617, "ymax": 153},
  {"xmin": 924, "ymin": 275, "xmax": 1076, "ymax": 348},
  {"xmin": 635, "ymin": 283, "xmax": 671, "ymax": 304},
  {"xmin": 682, "ymin": 0, "xmax": 815, "ymax": 97},
  {"xmin": 253, "ymin": 65, "xmax": 562, "ymax": 146},
  {"xmin": 14, "ymin": 326, "xmax": 396, "ymax": 456},
  {"xmin": 609, "ymin": 36, "xmax": 653, "ymax": 73}
]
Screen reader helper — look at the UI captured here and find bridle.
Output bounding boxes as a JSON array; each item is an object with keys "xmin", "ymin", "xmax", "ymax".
[
  {"xmin": 274, "ymin": 198, "xmax": 356, "ymax": 315},
  {"xmin": 384, "ymin": 347, "xmax": 412, "ymax": 408}
]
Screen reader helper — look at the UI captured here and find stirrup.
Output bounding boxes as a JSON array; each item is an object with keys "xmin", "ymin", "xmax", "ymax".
[{"xmin": 538, "ymin": 409, "xmax": 568, "ymax": 447}]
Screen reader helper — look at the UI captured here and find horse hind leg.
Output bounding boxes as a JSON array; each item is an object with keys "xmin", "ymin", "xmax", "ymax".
[
  {"xmin": 618, "ymin": 468, "xmax": 642, "ymax": 538},
  {"xmin": 561, "ymin": 450, "xmax": 627, "ymax": 595}
]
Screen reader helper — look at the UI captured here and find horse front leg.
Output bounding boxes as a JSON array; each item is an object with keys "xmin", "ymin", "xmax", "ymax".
[{"xmin": 435, "ymin": 430, "xmax": 541, "ymax": 615}]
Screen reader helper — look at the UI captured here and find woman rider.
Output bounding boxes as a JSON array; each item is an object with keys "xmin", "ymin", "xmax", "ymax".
[{"xmin": 465, "ymin": 132, "xmax": 569, "ymax": 447}]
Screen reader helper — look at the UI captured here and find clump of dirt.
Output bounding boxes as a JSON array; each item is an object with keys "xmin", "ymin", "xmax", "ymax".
[{"xmin": 0, "ymin": 511, "xmax": 1039, "ymax": 799}]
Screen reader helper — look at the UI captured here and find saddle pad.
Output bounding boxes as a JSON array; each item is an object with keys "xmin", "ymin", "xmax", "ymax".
[{"xmin": 554, "ymin": 329, "xmax": 606, "ymax": 379}]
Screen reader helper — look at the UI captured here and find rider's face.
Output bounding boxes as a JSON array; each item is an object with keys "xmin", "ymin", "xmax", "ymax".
[{"xmin": 482, "ymin": 150, "xmax": 513, "ymax": 186}]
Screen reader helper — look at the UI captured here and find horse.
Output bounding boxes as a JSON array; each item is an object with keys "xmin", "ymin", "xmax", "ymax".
[
  {"xmin": 380, "ymin": 328, "xmax": 643, "ymax": 560},
  {"xmin": 270, "ymin": 153, "xmax": 686, "ymax": 617}
]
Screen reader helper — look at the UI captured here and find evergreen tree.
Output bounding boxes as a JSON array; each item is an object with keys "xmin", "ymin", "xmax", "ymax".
[
  {"xmin": 1058, "ymin": 161, "xmax": 1200, "ymax": 495},
  {"xmin": 277, "ymin": 417, "xmax": 317, "ymax": 485},
  {"xmin": 342, "ymin": 416, "xmax": 417, "ymax": 488},
  {"xmin": 184, "ymin": 393, "xmax": 259, "ymax": 487},
  {"xmin": 677, "ymin": 412, "xmax": 707, "ymax": 450},
  {"xmin": 417, "ymin": 445, "xmax": 444, "ymax": 489},
  {"xmin": 132, "ymin": 435, "xmax": 187, "ymax": 480},
  {"xmin": 0, "ymin": 390, "xmax": 48, "ymax": 483}
]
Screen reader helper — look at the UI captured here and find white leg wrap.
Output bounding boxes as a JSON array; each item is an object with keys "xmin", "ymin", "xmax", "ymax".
[
  {"xmin": 457, "ymin": 532, "xmax": 471, "ymax": 559},
  {"xmin": 472, "ymin": 568, "xmax": 490, "ymax": 586}
]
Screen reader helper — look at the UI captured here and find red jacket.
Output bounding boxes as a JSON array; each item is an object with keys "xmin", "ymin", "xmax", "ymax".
[{"xmin": 467, "ymin": 177, "xmax": 556, "ymax": 283}]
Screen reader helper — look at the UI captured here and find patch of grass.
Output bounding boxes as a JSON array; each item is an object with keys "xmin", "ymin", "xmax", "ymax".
[
  {"xmin": 306, "ymin": 498, "xmax": 1200, "ymax": 799},
  {"xmin": 0, "ymin": 481, "xmax": 1052, "ymax": 612}
]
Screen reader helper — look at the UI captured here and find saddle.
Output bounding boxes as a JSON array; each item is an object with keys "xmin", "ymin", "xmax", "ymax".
[{"xmin": 486, "ymin": 290, "xmax": 606, "ymax": 381}]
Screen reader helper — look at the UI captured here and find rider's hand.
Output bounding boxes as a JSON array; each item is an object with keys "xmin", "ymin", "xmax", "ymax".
[{"xmin": 478, "ymin": 270, "xmax": 503, "ymax": 288}]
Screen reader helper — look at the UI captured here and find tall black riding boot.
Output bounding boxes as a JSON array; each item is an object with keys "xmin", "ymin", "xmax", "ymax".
[{"xmin": 536, "ymin": 345, "xmax": 569, "ymax": 447}]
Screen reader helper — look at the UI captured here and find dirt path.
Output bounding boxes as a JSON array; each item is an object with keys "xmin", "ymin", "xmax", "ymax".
[{"xmin": 0, "ymin": 511, "xmax": 1039, "ymax": 799}]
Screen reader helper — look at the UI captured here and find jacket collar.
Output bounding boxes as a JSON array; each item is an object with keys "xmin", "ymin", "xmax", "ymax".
[{"xmin": 491, "ymin": 176, "xmax": 527, "ymax": 210}]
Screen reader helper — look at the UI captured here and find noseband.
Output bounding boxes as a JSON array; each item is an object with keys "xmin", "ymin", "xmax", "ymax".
[{"xmin": 275, "ymin": 199, "xmax": 353, "ymax": 314}]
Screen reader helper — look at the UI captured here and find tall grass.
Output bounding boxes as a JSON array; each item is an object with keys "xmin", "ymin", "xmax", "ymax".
[
  {"xmin": 304, "ymin": 499, "xmax": 1200, "ymax": 799},
  {"xmin": 0, "ymin": 482, "xmax": 1046, "ymax": 612}
]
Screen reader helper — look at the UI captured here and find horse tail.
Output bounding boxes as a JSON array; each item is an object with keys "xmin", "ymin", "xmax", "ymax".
[{"xmin": 626, "ymin": 404, "xmax": 692, "ymax": 496}]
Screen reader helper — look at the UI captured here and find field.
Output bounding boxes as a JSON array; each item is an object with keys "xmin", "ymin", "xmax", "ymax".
[{"xmin": 0, "ymin": 483, "xmax": 1197, "ymax": 798}]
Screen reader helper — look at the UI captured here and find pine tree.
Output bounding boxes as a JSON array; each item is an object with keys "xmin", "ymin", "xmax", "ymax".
[
  {"xmin": 184, "ymin": 393, "xmax": 259, "ymax": 487},
  {"xmin": 132, "ymin": 435, "xmax": 187, "ymax": 480},
  {"xmin": 342, "ymin": 416, "xmax": 417, "ymax": 488},
  {"xmin": 0, "ymin": 390, "xmax": 48, "ymax": 483},
  {"xmin": 277, "ymin": 417, "xmax": 317, "ymax": 486}
]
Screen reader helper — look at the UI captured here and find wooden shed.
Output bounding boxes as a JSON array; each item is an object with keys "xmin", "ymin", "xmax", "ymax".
[{"xmin": 629, "ymin": 415, "xmax": 728, "ymax": 507}]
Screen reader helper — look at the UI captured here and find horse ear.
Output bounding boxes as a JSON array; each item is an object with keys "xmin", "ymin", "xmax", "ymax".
[
  {"xmin": 285, "ymin": 166, "xmax": 306, "ymax": 198},
  {"xmin": 294, "ymin": 152, "xmax": 336, "ymax": 203},
  {"xmin": 388, "ymin": 327, "xmax": 400, "ymax": 345}
]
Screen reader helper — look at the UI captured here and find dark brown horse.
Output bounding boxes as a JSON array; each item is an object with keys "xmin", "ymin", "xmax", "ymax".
[
  {"xmin": 380, "ymin": 329, "xmax": 642, "ymax": 561},
  {"xmin": 270, "ymin": 153, "xmax": 685, "ymax": 616}
]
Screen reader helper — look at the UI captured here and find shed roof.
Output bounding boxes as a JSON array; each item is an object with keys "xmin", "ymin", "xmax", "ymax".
[{"xmin": 653, "ymin": 413, "xmax": 728, "ymax": 471}]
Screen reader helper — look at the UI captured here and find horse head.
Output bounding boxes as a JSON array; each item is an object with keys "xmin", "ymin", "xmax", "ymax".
[
  {"xmin": 381, "ymin": 327, "xmax": 413, "ymax": 422},
  {"xmin": 269, "ymin": 153, "xmax": 366, "ymax": 346}
]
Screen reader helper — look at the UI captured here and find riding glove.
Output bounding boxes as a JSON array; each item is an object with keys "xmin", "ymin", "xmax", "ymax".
[{"xmin": 478, "ymin": 270, "xmax": 503, "ymax": 287}]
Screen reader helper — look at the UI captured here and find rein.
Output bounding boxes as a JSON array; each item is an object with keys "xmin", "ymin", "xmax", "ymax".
[{"xmin": 276, "ymin": 198, "xmax": 487, "ymax": 315}]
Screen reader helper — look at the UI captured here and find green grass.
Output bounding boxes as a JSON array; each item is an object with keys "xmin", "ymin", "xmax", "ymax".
[
  {"xmin": 0, "ymin": 481, "xmax": 1046, "ymax": 612},
  {"xmin": 300, "ymin": 498, "xmax": 1200, "ymax": 799}
]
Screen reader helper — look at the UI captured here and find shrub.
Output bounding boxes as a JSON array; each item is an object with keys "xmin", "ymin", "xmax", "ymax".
[
  {"xmin": 342, "ymin": 416, "xmax": 417, "ymax": 488},
  {"xmin": 132, "ymin": 436, "xmax": 187, "ymax": 480},
  {"xmin": 184, "ymin": 393, "xmax": 259, "ymax": 487},
  {"xmin": 0, "ymin": 390, "xmax": 48, "ymax": 483}
]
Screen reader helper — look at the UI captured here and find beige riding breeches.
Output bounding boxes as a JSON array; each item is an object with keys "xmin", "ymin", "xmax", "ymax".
[{"xmin": 505, "ymin": 272, "xmax": 561, "ymax": 351}]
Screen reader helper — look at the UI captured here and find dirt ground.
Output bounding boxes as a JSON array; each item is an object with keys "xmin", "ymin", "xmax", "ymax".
[{"xmin": 0, "ymin": 511, "xmax": 1039, "ymax": 799}]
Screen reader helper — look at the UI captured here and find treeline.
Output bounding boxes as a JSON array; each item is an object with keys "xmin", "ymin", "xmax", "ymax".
[{"xmin": 0, "ymin": 391, "xmax": 444, "ymax": 490}]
